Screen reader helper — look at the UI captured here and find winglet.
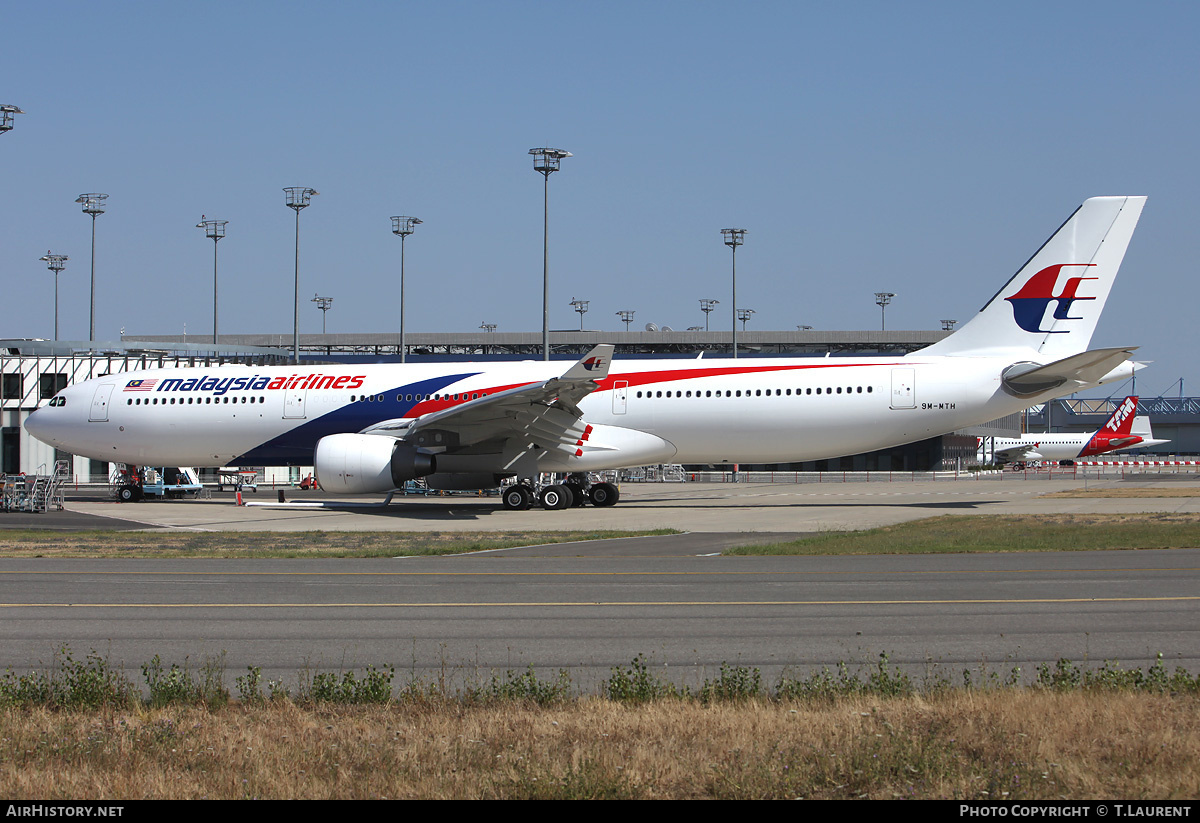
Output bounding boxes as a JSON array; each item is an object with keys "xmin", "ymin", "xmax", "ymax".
[{"xmin": 560, "ymin": 344, "xmax": 614, "ymax": 382}]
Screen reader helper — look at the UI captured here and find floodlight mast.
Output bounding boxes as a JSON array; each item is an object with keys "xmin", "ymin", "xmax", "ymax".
[
  {"xmin": 875, "ymin": 291, "xmax": 895, "ymax": 331},
  {"xmin": 941, "ymin": 319, "xmax": 957, "ymax": 331},
  {"xmin": 312, "ymin": 294, "xmax": 333, "ymax": 333},
  {"xmin": 570, "ymin": 298, "xmax": 589, "ymax": 330},
  {"xmin": 284, "ymin": 187, "xmax": 318, "ymax": 365},
  {"xmin": 75, "ymin": 193, "xmax": 108, "ymax": 344},
  {"xmin": 616, "ymin": 310, "xmax": 635, "ymax": 331},
  {"xmin": 737, "ymin": 308, "xmax": 755, "ymax": 331},
  {"xmin": 0, "ymin": 105, "xmax": 25, "ymax": 135},
  {"xmin": 40, "ymin": 252, "xmax": 68, "ymax": 340},
  {"xmin": 721, "ymin": 229, "xmax": 746, "ymax": 358},
  {"xmin": 196, "ymin": 217, "xmax": 228, "ymax": 344},
  {"xmin": 699, "ymin": 298, "xmax": 719, "ymax": 332},
  {"xmin": 391, "ymin": 216, "xmax": 422, "ymax": 363},
  {"xmin": 530, "ymin": 147, "xmax": 571, "ymax": 361}
]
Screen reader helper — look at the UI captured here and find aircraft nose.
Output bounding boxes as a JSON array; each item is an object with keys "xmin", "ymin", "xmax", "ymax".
[{"xmin": 24, "ymin": 406, "xmax": 57, "ymax": 445}]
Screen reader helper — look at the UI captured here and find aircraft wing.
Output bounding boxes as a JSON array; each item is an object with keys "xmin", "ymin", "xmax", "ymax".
[{"xmin": 361, "ymin": 344, "xmax": 613, "ymax": 456}]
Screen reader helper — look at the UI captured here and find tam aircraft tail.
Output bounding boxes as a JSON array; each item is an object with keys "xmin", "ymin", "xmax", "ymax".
[
  {"xmin": 1101, "ymin": 396, "xmax": 1139, "ymax": 436},
  {"xmin": 921, "ymin": 196, "xmax": 1146, "ymax": 358}
]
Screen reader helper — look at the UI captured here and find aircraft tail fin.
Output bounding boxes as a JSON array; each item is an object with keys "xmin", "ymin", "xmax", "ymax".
[
  {"xmin": 1101, "ymin": 396, "xmax": 1139, "ymax": 436},
  {"xmin": 920, "ymin": 196, "xmax": 1146, "ymax": 358}
]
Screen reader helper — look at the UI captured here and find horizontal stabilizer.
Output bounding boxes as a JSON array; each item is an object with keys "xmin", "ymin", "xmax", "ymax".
[{"xmin": 1002, "ymin": 347, "xmax": 1137, "ymax": 397}]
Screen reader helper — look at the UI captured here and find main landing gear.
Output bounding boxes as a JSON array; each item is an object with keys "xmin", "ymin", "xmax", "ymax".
[{"xmin": 501, "ymin": 475, "xmax": 620, "ymax": 511}]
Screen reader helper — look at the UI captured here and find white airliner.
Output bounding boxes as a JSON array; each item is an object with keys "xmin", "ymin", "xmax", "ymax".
[
  {"xmin": 985, "ymin": 396, "xmax": 1169, "ymax": 465},
  {"xmin": 26, "ymin": 196, "xmax": 1148, "ymax": 510}
]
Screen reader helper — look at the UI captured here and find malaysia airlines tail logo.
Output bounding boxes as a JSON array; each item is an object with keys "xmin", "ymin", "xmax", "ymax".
[
  {"xmin": 1005, "ymin": 264, "xmax": 1098, "ymax": 334},
  {"xmin": 582, "ymin": 356, "xmax": 606, "ymax": 371}
]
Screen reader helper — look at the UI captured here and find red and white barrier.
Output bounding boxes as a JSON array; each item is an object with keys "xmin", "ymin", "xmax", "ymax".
[{"xmin": 1077, "ymin": 460, "xmax": 1200, "ymax": 466}]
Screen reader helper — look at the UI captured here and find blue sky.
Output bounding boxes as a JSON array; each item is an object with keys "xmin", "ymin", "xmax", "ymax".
[{"xmin": 2, "ymin": 1, "xmax": 1196, "ymax": 395}]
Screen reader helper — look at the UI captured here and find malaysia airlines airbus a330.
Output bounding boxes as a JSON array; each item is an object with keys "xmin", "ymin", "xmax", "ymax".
[{"xmin": 26, "ymin": 196, "xmax": 1148, "ymax": 510}]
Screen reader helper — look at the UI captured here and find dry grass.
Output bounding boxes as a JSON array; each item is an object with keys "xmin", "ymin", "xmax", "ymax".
[
  {"xmin": 0, "ymin": 529, "xmax": 675, "ymax": 559},
  {"xmin": 2, "ymin": 692, "xmax": 1197, "ymax": 799},
  {"xmin": 1041, "ymin": 487, "xmax": 1200, "ymax": 498}
]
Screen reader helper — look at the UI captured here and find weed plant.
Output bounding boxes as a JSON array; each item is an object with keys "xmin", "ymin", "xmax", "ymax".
[
  {"xmin": 0, "ymin": 645, "xmax": 137, "ymax": 709},
  {"xmin": 473, "ymin": 666, "xmax": 573, "ymax": 706},
  {"xmin": 1, "ymin": 646, "xmax": 1197, "ymax": 712},
  {"xmin": 142, "ymin": 653, "xmax": 229, "ymax": 709}
]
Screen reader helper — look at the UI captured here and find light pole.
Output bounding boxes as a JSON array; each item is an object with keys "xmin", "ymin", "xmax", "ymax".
[
  {"xmin": 700, "ymin": 298, "xmax": 719, "ymax": 331},
  {"xmin": 616, "ymin": 310, "xmax": 635, "ymax": 331},
  {"xmin": 941, "ymin": 319, "xmax": 957, "ymax": 331},
  {"xmin": 737, "ymin": 308, "xmax": 756, "ymax": 331},
  {"xmin": 721, "ymin": 229, "xmax": 746, "ymax": 357},
  {"xmin": 875, "ymin": 292, "xmax": 895, "ymax": 331},
  {"xmin": 40, "ymin": 252, "xmax": 68, "ymax": 340},
  {"xmin": 570, "ymin": 298, "xmax": 589, "ymax": 330},
  {"xmin": 312, "ymin": 295, "xmax": 333, "ymax": 333},
  {"xmin": 196, "ymin": 216, "xmax": 227, "ymax": 345},
  {"xmin": 75, "ymin": 193, "xmax": 108, "ymax": 343},
  {"xmin": 391, "ymin": 216, "xmax": 422, "ymax": 363},
  {"xmin": 0, "ymin": 105, "xmax": 24, "ymax": 135},
  {"xmin": 530, "ymin": 147, "xmax": 571, "ymax": 360},
  {"xmin": 480, "ymin": 322, "xmax": 497, "ymax": 333},
  {"xmin": 797, "ymin": 324, "xmax": 813, "ymax": 331},
  {"xmin": 284, "ymin": 187, "xmax": 318, "ymax": 364}
]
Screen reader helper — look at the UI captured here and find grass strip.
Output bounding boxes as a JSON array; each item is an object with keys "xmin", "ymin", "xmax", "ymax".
[
  {"xmin": 1041, "ymin": 486, "xmax": 1200, "ymax": 498},
  {"xmin": 726, "ymin": 513, "xmax": 1200, "ymax": 555},
  {"xmin": 0, "ymin": 529, "xmax": 678, "ymax": 558}
]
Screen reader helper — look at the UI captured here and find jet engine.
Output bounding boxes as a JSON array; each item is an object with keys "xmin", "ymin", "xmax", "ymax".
[{"xmin": 313, "ymin": 433, "xmax": 436, "ymax": 494}]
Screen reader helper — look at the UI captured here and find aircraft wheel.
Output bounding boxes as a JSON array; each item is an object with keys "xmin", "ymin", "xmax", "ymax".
[
  {"xmin": 588, "ymin": 482, "xmax": 620, "ymax": 507},
  {"xmin": 502, "ymin": 485, "xmax": 533, "ymax": 511},
  {"xmin": 565, "ymin": 482, "xmax": 588, "ymax": 506},
  {"xmin": 539, "ymin": 484, "xmax": 572, "ymax": 510}
]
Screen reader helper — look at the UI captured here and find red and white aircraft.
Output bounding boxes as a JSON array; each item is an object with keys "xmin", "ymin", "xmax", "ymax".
[
  {"xmin": 985, "ymin": 396, "xmax": 1169, "ymax": 465},
  {"xmin": 26, "ymin": 196, "xmax": 1149, "ymax": 510}
]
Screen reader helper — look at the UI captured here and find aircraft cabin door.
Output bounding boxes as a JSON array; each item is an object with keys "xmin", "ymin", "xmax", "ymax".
[
  {"xmin": 612, "ymin": 380, "xmax": 628, "ymax": 415},
  {"xmin": 890, "ymin": 368, "xmax": 915, "ymax": 410},
  {"xmin": 283, "ymin": 388, "xmax": 307, "ymax": 419},
  {"xmin": 89, "ymin": 384, "xmax": 115, "ymax": 422}
]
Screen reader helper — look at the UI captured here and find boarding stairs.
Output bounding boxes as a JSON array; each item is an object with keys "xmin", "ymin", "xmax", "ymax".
[{"xmin": 1, "ymin": 460, "xmax": 67, "ymax": 513}]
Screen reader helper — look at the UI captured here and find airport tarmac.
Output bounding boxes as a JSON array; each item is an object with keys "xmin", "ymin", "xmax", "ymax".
[
  {"xmin": 25, "ymin": 472, "xmax": 1200, "ymax": 535},
  {"xmin": 3, "ymin": 471, "xmax": 1197, "ymax": 687}
]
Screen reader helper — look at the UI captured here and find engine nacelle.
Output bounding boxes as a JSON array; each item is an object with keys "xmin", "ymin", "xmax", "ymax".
[{"xmin": 313, "ymin": 434, "xmax": 436, "ymax": 494}]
